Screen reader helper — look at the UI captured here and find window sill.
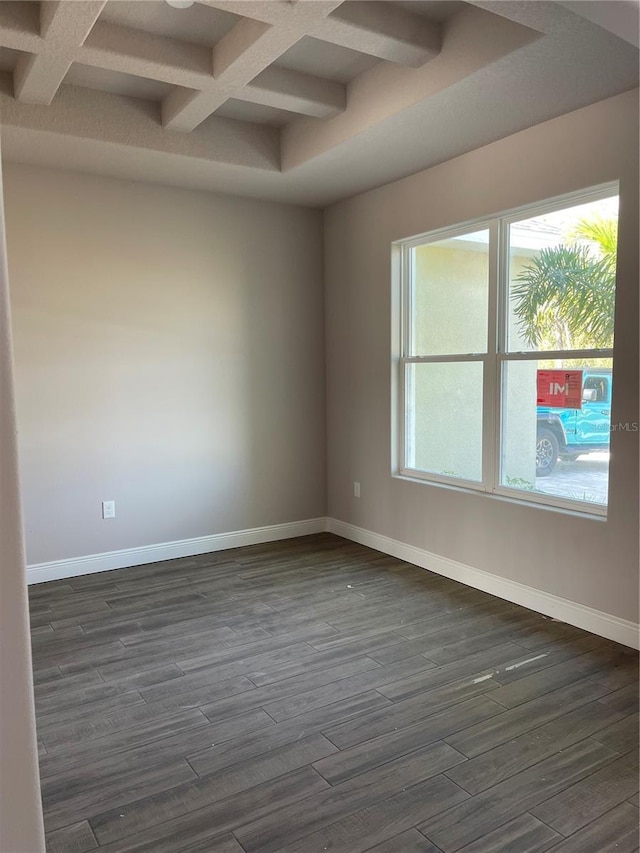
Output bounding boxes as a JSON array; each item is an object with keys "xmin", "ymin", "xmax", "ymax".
[{"xmin": 393, "ymin": 470, "xmax": 608, "ymax": 521}]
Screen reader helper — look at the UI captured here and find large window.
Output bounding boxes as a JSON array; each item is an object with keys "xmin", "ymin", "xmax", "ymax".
[{"xmin": 394, "ymin": 184, "xmax": 619, "ymax": 515}]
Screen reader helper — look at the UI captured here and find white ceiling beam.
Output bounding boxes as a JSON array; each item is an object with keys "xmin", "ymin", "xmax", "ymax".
[
  {"xmin": 316, "ymin": 1, "xmax": 441, "ymax": 67},
  {"xmin": 39, "ymin": 0, "xmax": 105, "ymax": 43},
  {"xmin": 243, "ymin": 66, "xmax": 346, "ymax": 118},
  {"xmin": 212, "ymin": 16, "xmax": 274, "ymax": 80},
  {"xmin": 14, "ymin": 54, "xmax": 71, "ymax": 105},
  {"xmin": 0, "ymin": 3, "xmax": 346, "ymax": 130},
  {"xmin": 196, "ymin": 2, "xmax": 297, "ymax": 26},
  {"xmin": 0, "ymin": 81, "xmax": 281, "ymax": 172},
  {"xmin": 162, "ymin": 2, "xmax": 343, "ymax": 132},
  {"xmin": 81, "ymin": 21, "xmax": 213, "ymax": 88},
  {"xmin": 162, "ymin": 20, "xmax": 306, "ymax": 131},
  {"xmin": 33, "ymin": 18, "xmax": 345, "ymax": 127},
  {"xmin": 161, "ymin": 86, "xmax": 227, "ymax": 133},
  {"xmin": 203, "ymin": 0, "xmax": 442, "ymax": 67},
  {"xmin": 14, "ymin": 1, "xmax": 106, "ymax": 105},
  {"xmin": 2, "ymin": 0, "xmax": 441, "ymax": 137}
]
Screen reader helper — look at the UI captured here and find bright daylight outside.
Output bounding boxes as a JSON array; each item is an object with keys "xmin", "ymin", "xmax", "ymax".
[{"xmin": 402, "ymin": 190, "xmax": 618, "ymax": 511}]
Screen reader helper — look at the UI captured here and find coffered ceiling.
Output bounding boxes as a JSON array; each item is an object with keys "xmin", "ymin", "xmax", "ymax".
[{"xmin": 0, "ymin": 0, "xmax": 637, "ymax": 205}]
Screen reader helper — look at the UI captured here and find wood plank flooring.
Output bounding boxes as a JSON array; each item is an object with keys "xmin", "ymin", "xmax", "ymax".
[{"xmin": 28, "ymin": 533, "xmax": 639, "ymax": 853}]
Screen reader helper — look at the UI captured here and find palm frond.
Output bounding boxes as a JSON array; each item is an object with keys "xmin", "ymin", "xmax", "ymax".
[
  {"xmin": 512, "ymin": 242, "xmax": 615, "ymax": 349},
  {"xmin": 570, "ymin": 216, "xmax": 618, "ymax": 262}
]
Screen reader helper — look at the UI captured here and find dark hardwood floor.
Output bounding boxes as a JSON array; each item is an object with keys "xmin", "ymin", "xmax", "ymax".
[{"xmin": 28, "ymin": 533, "xmax": 639, "ymax": 853}]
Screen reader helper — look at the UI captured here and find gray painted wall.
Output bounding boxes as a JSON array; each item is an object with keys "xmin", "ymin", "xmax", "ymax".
[
  {"xmin": 324, "ymin": 89, "xmax": 639, "ymax": 624},
  {"xmin": 4, "ymin": 165, "xmax": 326, "ymax": 565},
  {"xmin": 0, "ymin": 152, "xmax": 45, "ymax": 852}
]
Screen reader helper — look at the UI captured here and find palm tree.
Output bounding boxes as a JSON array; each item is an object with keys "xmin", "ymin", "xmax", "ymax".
[{"xmin": 511, "ymin": 216, "xmax": 617, "ymax": 350}]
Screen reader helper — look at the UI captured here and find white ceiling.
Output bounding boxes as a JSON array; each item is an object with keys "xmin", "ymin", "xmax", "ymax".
[
  {"xmin": 557, "ymin": 1, "xmax": 640, "ymax": 48},
  {"xmin": 0, "ymin": 0, "xmax": 637, "ymax": 207}
]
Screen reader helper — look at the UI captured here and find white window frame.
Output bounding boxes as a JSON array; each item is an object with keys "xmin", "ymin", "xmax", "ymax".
[{"xmin": 391, "ymin": 181, "xmax": 619, "ymax": 518}]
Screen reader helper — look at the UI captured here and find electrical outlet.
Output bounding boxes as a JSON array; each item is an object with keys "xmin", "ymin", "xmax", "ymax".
[
  {"xmin": 102, "ymin": 500, "xmax": 115, "ymax": 519},
  {"xmin": 353, "ymin": 482, "xmax": 361, "ymax": 498}
]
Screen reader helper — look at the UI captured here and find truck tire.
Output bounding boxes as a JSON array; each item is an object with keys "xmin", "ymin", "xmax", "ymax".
[{"xmin": 536, "ymin": 428, "xmax": 559, "ymax": 477}]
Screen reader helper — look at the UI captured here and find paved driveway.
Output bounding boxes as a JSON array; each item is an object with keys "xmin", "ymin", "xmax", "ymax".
[{"xmin": 536, "ymin": 452, "xmax": 609, "ymax": 505}]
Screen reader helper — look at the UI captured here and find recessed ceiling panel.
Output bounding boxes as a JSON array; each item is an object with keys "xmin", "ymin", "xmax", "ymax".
[
  {"xmin": 65, "ymin": 63, "xmax": 174, "ymax": 103},
  {"xmin": 0, "ymin": 1, "xmax": 40, "ymax": 37},
  {"xmin": 0, "ymin": 46, "xmax": 25, "ymax": 73},
  {"xmin": 275, "ymin": 37, "xmax": 379, "ymax": 85},
  {"xmin": 99, "ymin": 0, "xmax": 240, "ymax": 48}
]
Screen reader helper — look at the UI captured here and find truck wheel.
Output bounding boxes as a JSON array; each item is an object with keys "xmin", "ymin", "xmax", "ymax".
[{"xmin": 536, "ymin": 428, "xmax": 559, "ymax": 477}]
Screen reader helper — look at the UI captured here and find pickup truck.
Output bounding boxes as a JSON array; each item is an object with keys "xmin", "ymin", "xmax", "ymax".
[{"xmin": 536, "ymin": 368, "xmax": 612, "ymax": 476}]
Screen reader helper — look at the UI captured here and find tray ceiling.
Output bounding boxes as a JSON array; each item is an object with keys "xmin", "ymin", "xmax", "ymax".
[{"xmin": 0, "ymin": 0, "xmax": 637, "ymax": 205}]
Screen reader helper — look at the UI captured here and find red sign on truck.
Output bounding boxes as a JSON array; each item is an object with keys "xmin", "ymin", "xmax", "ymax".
[{"xmin": 537, "ymin": 370, "xmax": 583, "ymax": 409}]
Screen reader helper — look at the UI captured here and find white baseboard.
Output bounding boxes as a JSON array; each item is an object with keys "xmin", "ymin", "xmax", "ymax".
[
  {"xmin": 27, "ymin": 518, "xmax": 328, "ymax": 585},
  {"xmin": 327, "ymin": 518, "xmax": 640, "ymax": 650},
  {"xmin": 28, "ymin": 514, "xmax": 638, "ymax": 650}
]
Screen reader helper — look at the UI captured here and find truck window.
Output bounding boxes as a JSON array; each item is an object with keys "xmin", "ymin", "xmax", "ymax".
[{"xmin": 584, "ymin": 376, "xmax": 608, "ymax": 403}]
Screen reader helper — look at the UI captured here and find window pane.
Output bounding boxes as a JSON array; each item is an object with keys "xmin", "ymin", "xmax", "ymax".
[
  {"xmin": 500, "ymin": 358, "xmax": 613, "ymax": 506},
  {"xmin": 507, "ymin": 196, "xmax": 618, "ymax": 352},
  {"xmin": 410, "ymin": 229, "xmax": 489, "ymax": 356},
  {"xmin": 406, "ymin": 362, "xmax": 483, "ymax": 481}
]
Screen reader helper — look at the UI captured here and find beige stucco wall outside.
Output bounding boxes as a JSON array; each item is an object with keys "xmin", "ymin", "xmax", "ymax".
[{"xmin": 410, "ymin": 243, "xmax": 536, "ymax": 484}]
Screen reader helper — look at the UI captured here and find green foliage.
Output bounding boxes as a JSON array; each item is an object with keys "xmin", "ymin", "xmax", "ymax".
[
  {"xmin": 512, "ymin": 216, "xmax": 616, "ymax": 351},
  {"xmin": 570, "ymin": 215, "xmax": 617, "ymax": 261},
  {"xmin": 505, "ymin": 476, "xmax": 535, "ymax": 491}
]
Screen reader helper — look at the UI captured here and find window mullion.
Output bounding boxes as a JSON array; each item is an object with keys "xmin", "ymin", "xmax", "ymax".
[
  {"xmin": 501, "ymin": 348, "xmax": 613, "ymax": 362},
  {"xmin": 483, "ymin": 219, "xmax": 500, "ymax": 492},
  {"xmin": 402, "ymin": 354, "xmax": 486, "ymax": 364},
  {"xmin": 403, "ymin": 245, "xmax": 413, "ymax": 358},
  {"xmin": 493, "ymin": 217, "xmax": 510, "ymax": 493},
  {"xmin": 397, "ymin": 246, "xmax": 410, "ymax": 470}
]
